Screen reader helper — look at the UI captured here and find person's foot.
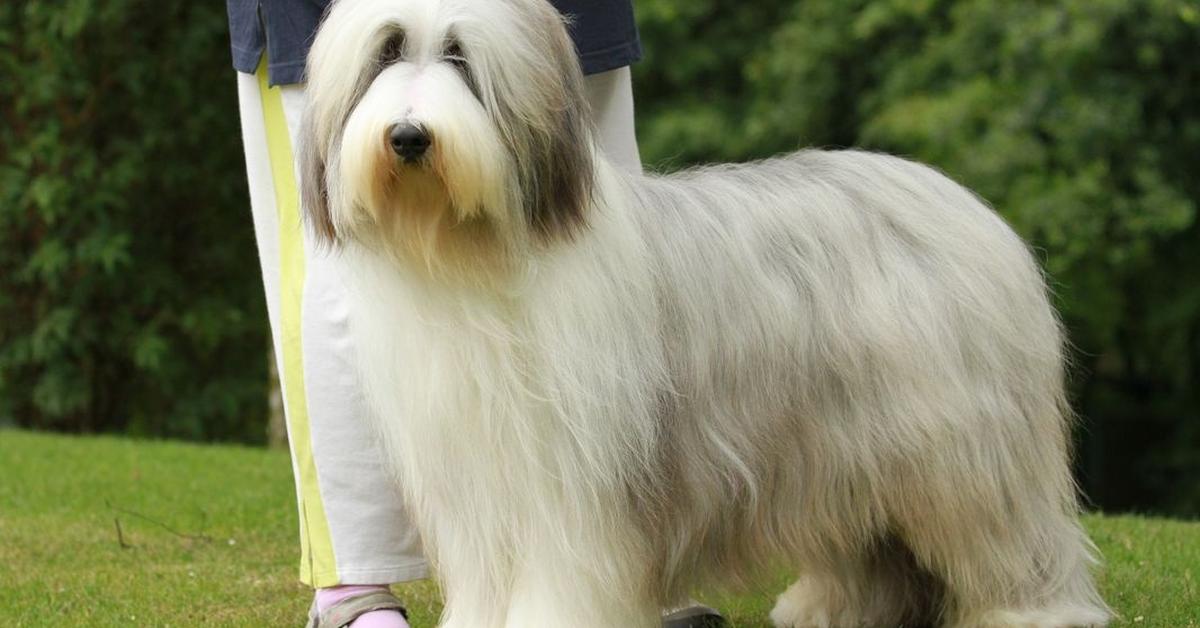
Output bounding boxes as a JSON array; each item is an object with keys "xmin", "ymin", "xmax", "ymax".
[
  {"xmin": 309, "ymin": 585, "xmax": 410, "ymax": 628},
  {"xmin": 663, "ymin": 602, "xmax": 727, "ymax": 627}
]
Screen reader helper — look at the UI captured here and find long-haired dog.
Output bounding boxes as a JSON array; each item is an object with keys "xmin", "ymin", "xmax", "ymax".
[{"xmin": 299, "ymin": 1, "xmax": 1111, "ymax": 626}]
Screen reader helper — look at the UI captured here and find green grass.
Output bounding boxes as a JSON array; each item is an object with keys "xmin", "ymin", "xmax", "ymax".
[{"xmin": 0, "ymin": 430, "xmax": 1195, "ymax": 627}]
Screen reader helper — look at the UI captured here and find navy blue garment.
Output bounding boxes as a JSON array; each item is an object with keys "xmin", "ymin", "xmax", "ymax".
[{"xmin": 227, "ymin": 0, "xmax": 642, "ymax": 86}]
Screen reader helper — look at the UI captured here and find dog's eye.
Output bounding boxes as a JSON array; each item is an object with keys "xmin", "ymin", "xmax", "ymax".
[
  {"xmin": 378, "ymin": 32, "xmax": 406, "ymax": 66},
  {"xmin": 443, "ymin": 42, "xmax": 468, "ymax": 72}
]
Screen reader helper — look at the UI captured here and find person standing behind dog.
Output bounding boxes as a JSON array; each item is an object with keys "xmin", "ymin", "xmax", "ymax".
[{"xmin": 225, "ymin": 1, "xmax": 724, "ymax": 626}]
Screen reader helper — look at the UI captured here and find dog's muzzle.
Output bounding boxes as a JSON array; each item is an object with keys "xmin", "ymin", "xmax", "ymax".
[{"xmin": 389, "ymin": 123, "xmax": 431, "ymax": 163}]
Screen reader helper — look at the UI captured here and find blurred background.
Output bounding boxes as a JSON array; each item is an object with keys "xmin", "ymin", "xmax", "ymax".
[{"xmin": 1, "ymin": 0, "xmax": 1197, "ymax": 519}]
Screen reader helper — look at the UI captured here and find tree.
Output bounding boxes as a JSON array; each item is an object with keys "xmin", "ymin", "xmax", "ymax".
[{"xmin": 0, "ymin": 1, "xmax": 268, "ymax": 442}]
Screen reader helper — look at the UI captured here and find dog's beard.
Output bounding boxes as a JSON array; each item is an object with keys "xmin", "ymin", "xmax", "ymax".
[
  {"xmin": 356, "ymin": 158, "xmax": 511, "ymax": 276},
  {"xmin": 376, "ymin": 166, "xmax": 455, "ymax": 266},
  {"xmin": 330, "ymin": 64, "xmax": 526, "ymax": 277}
]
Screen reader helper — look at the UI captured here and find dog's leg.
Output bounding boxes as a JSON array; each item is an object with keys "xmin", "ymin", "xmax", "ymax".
[
  {"xmin": 928, "ymin": 514, "xmax": 1112, "ymax": 628},
  {"xmin": 503, "ymin": 573, "xmax": 659, "ymax": 628},
  {"xmin": 432, "ymin": 535, "xmax": 514, "ymax": 628},
  {"xmin": 891, "ymin": 467, "xmax": 1110, "ymax": 627},
  {"xmin": 502, "ymin": 551, "xmax": 660, "ymax": 628},
  {"xmin": 769, "ymin": 539, "xmax": 939, "ymax": 628},
  {"xmin": 438, "ymin": 573, "xmax": 509, "ymax": 628},
  {"xmin": 439, "ymin": 589, "xmax": 506, "ymax": 628}
]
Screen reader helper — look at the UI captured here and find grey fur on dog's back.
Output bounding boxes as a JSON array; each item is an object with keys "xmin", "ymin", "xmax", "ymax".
[{"xmin": 609, "ymin": 150, "xmax": 1098, "ymax": 622}]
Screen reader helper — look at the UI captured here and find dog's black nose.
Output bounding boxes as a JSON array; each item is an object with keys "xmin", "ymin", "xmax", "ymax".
[{"xmin": 390, "ymin": 124, "xmax": 431, "ymax": 161}]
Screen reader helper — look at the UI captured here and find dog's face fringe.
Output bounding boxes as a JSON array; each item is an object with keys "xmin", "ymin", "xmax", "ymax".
[{"xmin": 299, "ymin": 0, "xmax": 595, "ymax": 264}]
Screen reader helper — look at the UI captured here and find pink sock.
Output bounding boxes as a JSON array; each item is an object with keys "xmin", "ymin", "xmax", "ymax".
[{"xmin": 316, "ymin": 585, "xmax": 410, "ymax": 628}]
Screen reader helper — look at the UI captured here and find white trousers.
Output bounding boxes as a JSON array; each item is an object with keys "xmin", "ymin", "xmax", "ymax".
[{"xmin": 235, "ymin": 61, "xmax": 640, "ymax": 587}]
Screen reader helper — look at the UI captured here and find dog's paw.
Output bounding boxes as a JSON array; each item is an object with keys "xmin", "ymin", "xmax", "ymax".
[{"xmin": 768, "ymin": 578, "xmax": 845, "ymax": 628}]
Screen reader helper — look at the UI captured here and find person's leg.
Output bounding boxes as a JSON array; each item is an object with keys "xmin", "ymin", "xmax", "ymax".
[
  {"xmin": 585, "ymin": 66, "xmax": 641, "ymax": 173},
  {"xmin": 235, "ymin": 62, "xmax": 425, "ymax": 626}
]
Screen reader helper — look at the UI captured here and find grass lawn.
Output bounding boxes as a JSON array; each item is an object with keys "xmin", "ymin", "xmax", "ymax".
[{"xmin": 0, "ymin": 430, "xmax": 1195, "ymax": 627}]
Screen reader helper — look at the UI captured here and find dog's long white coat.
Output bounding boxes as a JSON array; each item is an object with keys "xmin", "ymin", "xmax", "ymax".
[
  {"xmin": 341, "ymin": 153, "xmax": 1107, "ymax": 628},
  {"xmin": 304, "ymin": 1, "xmax": 1110, "ymax": 625}
]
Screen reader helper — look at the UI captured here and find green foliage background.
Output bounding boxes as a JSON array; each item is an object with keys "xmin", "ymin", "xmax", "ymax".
[
  {"xmin": 0, "ymin": 2, "xmax": 265, "ymax": 442},
  {"xmin": 1, "ymin": 0, "xmax": 1197, "ymax": 515}
]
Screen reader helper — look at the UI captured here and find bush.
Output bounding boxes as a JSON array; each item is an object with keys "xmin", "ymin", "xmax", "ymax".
[{"xmin": 0, "ymin": 1, "xmax": 267, "ymax": 442}]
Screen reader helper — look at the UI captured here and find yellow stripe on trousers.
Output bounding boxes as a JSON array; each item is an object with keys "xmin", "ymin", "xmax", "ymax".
[{"xmin": 257, "ymin": 60, "xmax": 339, "ymax": 586}]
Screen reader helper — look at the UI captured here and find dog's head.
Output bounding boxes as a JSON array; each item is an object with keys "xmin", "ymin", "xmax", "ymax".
[{"xmin": 300, "ymin": 0, "xmax": 595, "ymax": 263}]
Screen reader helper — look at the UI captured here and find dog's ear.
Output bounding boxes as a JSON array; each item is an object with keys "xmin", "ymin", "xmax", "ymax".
[
  {"xmin": 298, "ymin": 108, "xmax": 339, "ymax": 247},
  {"xmin": 518, "ymin": 12, "xmax": 595, "ymax": 242},
  {"xmin": 525, "ymin": 85, "xmax": 594, "ymax": 241}
]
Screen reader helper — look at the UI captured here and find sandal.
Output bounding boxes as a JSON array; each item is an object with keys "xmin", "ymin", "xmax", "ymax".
[
  {"xmin": 663, "ymin": 603, "xmax": 728, "ymax": 628},
  {"xmin": 305, "ymin": 589, "xmax": 409, "ymax": 628}
]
